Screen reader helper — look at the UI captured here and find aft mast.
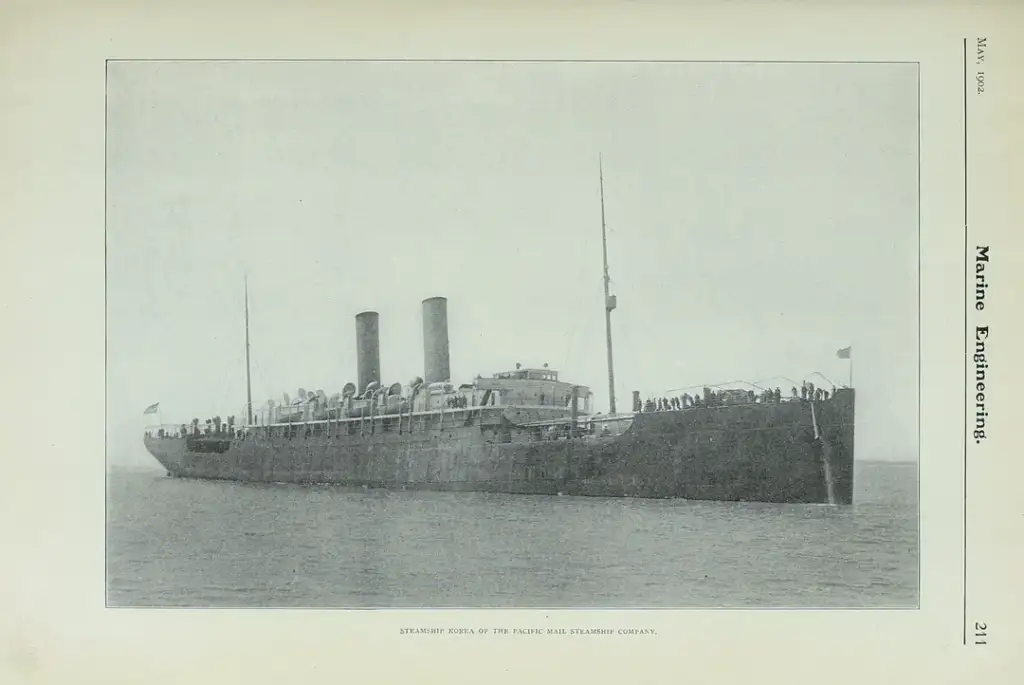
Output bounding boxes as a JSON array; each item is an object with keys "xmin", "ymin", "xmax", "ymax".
[
  {"xmin": 244, "ymin": 274, "xmax": 253, "ymax": 427},
  {"xmin": 600, "ymin": 155, "xmax": 617, "ymax": 414}
]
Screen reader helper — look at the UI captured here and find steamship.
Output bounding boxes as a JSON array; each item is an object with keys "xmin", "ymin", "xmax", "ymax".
[{"xmin": 144, "ymin": 166, "xmax": 855, "ymax": 504}]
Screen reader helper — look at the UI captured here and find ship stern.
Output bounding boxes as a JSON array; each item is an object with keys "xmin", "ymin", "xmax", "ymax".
[{"xmin": 143, "ymin": 434, "xmax": 187, "ymax": 476}]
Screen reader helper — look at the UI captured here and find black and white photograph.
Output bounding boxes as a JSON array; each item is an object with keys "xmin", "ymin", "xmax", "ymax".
[{"xmin": 105, "ymin": 59, "xmax": 919, "ymax": 609}]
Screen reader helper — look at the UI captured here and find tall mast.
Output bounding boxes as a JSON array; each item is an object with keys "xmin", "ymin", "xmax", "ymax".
[
  {"xmin": 244, "ymin": 273, "xmax": 253, "ymax": 426},
  {"xmin": 600, "ymin": 155, "xmax": 617, "ymax": 414}
]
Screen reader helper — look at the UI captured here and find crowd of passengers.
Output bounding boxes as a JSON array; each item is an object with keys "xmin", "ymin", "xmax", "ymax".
[
  {"xmin": 145, "ymin": 415, "xmax": 241, "ymax": 439},
  {"xmin": 445, "ymin": 395, "xmax": 469, "ymax": 409},
  {"xmin": 145, "ymin": 382, "xmax": 844, "ymax": 437},
  {"xmin": 637, "ymin": 382, "xmax": 838, "ymax": 413}
]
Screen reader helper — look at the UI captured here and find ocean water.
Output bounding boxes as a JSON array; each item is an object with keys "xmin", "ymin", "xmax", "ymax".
[{"xmin": 106, "ymin": 460, "xmax": 918, "ymax": 608}]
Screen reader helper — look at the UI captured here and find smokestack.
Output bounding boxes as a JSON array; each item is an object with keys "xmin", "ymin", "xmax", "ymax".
[
  {"xmin": 355, "ymin": 311, "xmax": 381, "ymax": 393},
  {"xmin": 422, "ymin": 296, "xmax": 450, "ymax": 384}
]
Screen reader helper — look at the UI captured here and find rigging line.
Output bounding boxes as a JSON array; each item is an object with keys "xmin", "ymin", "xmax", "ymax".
[
  {"xmin": 666, "ymin": 380, "xmax": 754, "ymax": 394},
  {"xmin": 562, "ymin": 275, "xmax": 601, "ymax": 369},
  {"xmin": 806, "ymin": 371, "xmax": 839, "ymax": 389},
  {"xmin": 613, "ymin": 295, "xmax": 647, "ymax": 397},
  {"xmin": 251, "ymin": 357, "xmax": 273, "ymax": 410},
  {"xmin": 751, "ymin": 375, "xmax": 802, "ymax": 390},
  {"xmin": 204, "ymin": 328, "xmax": 236, "ymax": 420},
  {"xmin": 561, "ymin": 228, "xmax": 594, "ymax": 367},
  {"xmin": 666, "ymin": 377, "xmax": 793, "ymax": 394}
]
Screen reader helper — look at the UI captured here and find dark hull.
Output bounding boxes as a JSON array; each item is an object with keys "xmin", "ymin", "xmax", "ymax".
[{"xmin": 144, "ymin": 391, "xmax": 854, "ymax": 504}]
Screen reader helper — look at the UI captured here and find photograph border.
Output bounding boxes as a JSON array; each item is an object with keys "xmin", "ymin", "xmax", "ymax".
[{"xmin": 104, "ymin": 57, "xmax": 923, "ymax": 612}]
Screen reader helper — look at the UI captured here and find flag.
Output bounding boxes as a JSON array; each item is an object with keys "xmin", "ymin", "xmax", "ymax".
[
  {"xmin": 836, "ymin": 347, "xmax": 851, "ymax": 359},
  {"xmin": 143, "ymin": 402, "xmax": 160, "ymax": 415}
]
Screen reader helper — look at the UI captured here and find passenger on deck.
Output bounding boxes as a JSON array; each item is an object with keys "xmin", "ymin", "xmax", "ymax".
[
  {"xmin": 823, "ymin": 390, "xmax": 830, "ymax": 401},
  {"xmin": 801, "ymin": 385, "xmax": 808, "ymax": 401},
  {"xmin": 791, "ymin": 387, "xmax": 798, "ymax": 400},
  {"xmin": 774, "ymin": 387, "xmax": 781, "ymax": 403}
]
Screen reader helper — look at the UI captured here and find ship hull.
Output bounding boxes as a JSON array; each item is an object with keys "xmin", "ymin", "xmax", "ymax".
[{"xmin": 144, "ymin": 391, "xmax": 854, "ymax": 504}]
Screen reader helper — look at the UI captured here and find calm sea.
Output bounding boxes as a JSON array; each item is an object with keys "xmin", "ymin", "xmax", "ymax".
[{"xmin": 106, "ymin": 460, "xmax": 918, "ymax": 608}]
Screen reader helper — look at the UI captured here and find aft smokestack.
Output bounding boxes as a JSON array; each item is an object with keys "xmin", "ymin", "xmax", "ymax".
[
  {"xmin": 422, "ymin": 296, "xmax": 450, "ymax": 384},
  {"xmin": 355, "ymin": 311, "xmax": 381, "ymax": 393}
]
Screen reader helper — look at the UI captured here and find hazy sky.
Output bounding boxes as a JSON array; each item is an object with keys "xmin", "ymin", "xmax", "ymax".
[{"xmin": 106, "ymin": 60, "xmax": 918, "ymax": 466}]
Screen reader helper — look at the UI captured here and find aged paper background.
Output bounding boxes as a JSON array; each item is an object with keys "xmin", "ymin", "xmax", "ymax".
[{"xmin": 2, "ymin": 0, "xmax": 1021, "ymax": 682}]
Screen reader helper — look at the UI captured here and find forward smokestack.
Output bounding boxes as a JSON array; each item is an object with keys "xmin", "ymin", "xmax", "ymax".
[
  {"xmin": 355, "ymin": 311, "xmax": 381, "ymax": 393},
  {"xmin": 422, "ymin": 296, "xmax": 450, "ymax": 384}
]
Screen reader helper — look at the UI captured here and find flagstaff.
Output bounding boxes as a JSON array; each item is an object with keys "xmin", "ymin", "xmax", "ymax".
[
  {"xmin": 837, "ymin": 346, "xmax": 853, "ymax": 387},
  {"xmin": 142, "ymin": 401, "xmax": 161, "ymax": 431}
]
